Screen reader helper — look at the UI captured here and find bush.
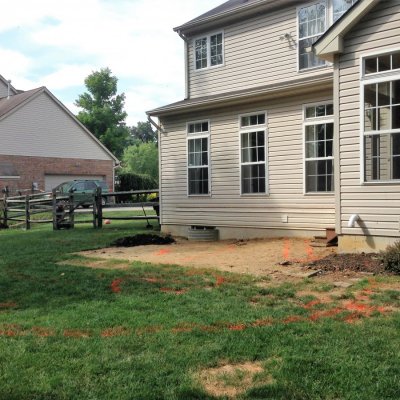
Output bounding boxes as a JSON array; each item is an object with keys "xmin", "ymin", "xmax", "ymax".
[
  {"xmin": 115, "ymin": 172, "xmax": 158, "ymax": 203},
  {"xmin": 381, "ymin": 241, "xmax": 400, "ymax": 274}
]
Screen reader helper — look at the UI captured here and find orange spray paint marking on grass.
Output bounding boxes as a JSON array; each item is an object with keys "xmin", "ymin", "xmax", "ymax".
[
  {"xmin": 228, "ymin": 324, "xmax": 246, "ymax": 331},
  {"xmin": 111, "ymin": 278, "xmax": 123, "ymax": 293},
  {"xmin": 282, "ymin": 239, "xmax": 291, "ymax": 260},
  {"xmin": 215, "ymin": 276, "xmax": 225, "ymax": 287}
]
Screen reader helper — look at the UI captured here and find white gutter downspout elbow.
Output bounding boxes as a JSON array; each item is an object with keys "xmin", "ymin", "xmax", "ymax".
[{"xmin": 348, "ymin": 214, "xmax": 360, "ymax": 228}]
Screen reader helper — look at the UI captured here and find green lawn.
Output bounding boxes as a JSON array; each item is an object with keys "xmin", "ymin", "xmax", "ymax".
[{"xmin": 0, "ymin": 221, "xmax": 399, "ymax": 399}]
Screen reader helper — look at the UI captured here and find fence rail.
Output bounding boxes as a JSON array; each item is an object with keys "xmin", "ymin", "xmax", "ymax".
[{"xmin": 0, "ymin": 189, "xmax": 159, "ymax": 231}]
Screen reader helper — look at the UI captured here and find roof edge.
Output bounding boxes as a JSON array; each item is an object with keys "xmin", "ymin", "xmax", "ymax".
[
  {"xmin": 174, "ymin": 0, "xmax": 284, "ymax": 35},
  {"xmin": 314, "ymin": 0, "xmax": 381, "ymax": 61},
  {"xmin": 147, "ymin": 73, "xmax": 333, "ymax": 117}
]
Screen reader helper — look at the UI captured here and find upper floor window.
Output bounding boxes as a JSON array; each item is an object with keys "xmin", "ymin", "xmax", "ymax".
[
  {"xmin": 298, "ymin": 2, "xmax": 327, "ymax": 70},
  {"xmin": 298, "ymin": 1, "xmax": 358, "ymax": 71},
  {"xmin": 362, "ymin": 51, "xmax": 400, "ymax": 182},
  {"xmin": 239, "ymin": 112, "xmax": 267, "ymax": 195},
  {"xmin": 187, "ymin": 121, "xmax": 210, "ymax": 195},
  {"xmin": 333, "ymin": 0, "xmax": 357, "ymax": 22},
  {"xmin": 304, "ymin": 103, "xmax": 334, "ymax": 193},
  {"xmin": 195, "ymin": 33, "xmax": 224, "ymax": 70}
]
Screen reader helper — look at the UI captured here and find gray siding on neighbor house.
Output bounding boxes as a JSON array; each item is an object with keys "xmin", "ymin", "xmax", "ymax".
[
  {"xmin": 187, "ymin": 5, "xmax": 333, "ymax": 99},
  {"xmin": 160, "ymin": 91, "xmax": 335, "ymax": 233},
  {"xmin": 0, "ymin": 91, "xmax": 113, "ymax": 161},
  {"xmin": 0, "ymin": 79, "xmax": 12, "ymax": 98},
  {"xmin": 338, "ymin": 0, "xmax": 400, "ymax": 237}
]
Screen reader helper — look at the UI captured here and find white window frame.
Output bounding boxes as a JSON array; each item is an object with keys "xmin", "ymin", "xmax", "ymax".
[
  {"xmin": 0, "ymin": 176, "xmax": 20, "ymax": 179},
  {"xmin": 360, "ymin": 48, "xmax": 400, "ymax": 185},
  {"xmin": 303, "ymin": 101, "xmax": 335, "ymax": 194},
  {"xmin": 238, "ymin": 111, "xmax": 268, "ymax": 196},
  {"xmin": 194, "ymin": 31, "xmax": 224, "ymax": 71},
  {"xmin": 187, "ymin": 119, "xmax": 211, "ymax": 197},
  {"xmin": 331, "ymin": 0, "xmax": 358, "ymax": 23}
]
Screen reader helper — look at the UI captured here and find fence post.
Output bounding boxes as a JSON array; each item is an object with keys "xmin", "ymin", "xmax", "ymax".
[
  {"xmin": 2, "ymin": 192, "xmax": 8, "ymax": 228},
  {"xmin": 69, "ymin": 193, "xmax": 75, "ymax": 229},
  {"xmin": 52, "ymin": 189, "xmax": 58, "ymax": 230},
  {"xmin": 25, "ymin": 195, "xmax": 31, "ymax": 230},
  {"xmin": 96, "ymin": 187, "xmax": 103, "ymax": 229}
]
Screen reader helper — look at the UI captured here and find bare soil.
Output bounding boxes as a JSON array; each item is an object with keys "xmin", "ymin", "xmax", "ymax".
[{"xmin": 82, "ymin": 237, "xmax": 337, "ymax": 281}]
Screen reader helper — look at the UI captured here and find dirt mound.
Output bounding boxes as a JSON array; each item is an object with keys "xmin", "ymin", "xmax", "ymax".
[
  {"xmin": 307, "ymin": 253, "xmax": 385, "ymax": 274},
  {"xmin": 112, "ymin": 234, "xmax": 175, "ymax": 248}
]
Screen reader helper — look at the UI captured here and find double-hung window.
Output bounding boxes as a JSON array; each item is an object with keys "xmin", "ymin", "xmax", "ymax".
[
  {"xmin": 187, "ymin": 121, "xmax": 210, "ymax": 195},
  {"xmin": 239, "ymin": 113, "xmax": 267, "ymax": 194},
  {"xmin": 195, "ymin": 32, "xmax": 224, "ymax": 70},
  {"xmin": 298, "ymin": 1, "xmax": 358, "ymax": 70},
  {"xmin": 362, "ymin": 50, "xmax": 400, "ymax": 182},
  {"xmin": 304, "ymin": 103, "xmax": 334, "ymax": 193},
  {"xmin": 298, "ymin": 2, "xmax": 327, "ymax": 70}
]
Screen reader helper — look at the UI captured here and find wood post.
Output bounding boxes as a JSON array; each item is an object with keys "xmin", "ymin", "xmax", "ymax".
[
  {"xmin": 96, "ymin": 187, "xmax": 103, "ymax": 229},
  {"xmin": 92, "ymin": 191, "xmax": 97, "ymax": 228},
  {"xmin": 52, "ymin": 189, "xmax": 57, "ymax": 231},
  {"xmin": 69, "ymin": 193, "xmax": 75, "ymax": 229},
  {"xmin": 25, "ymin": 195, "xmax": 30, "ymax": 230}
]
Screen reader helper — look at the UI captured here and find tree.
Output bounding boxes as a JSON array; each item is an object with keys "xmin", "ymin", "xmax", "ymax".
[
  {"xmin": 75, "ymin": 67, "xmax": 130, "ymax": 158},
  {"xmin": 122, "ymin": 142, "xmax": 159, "ymax": 183},
  {"xmin": 130, "ymin": 121, "xmax": 157, "ymax": 144}
]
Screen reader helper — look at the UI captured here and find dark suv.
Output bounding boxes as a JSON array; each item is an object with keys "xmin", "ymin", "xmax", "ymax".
[{"xmin": 54, "ymin": 180, "xmax": 109, "ymax": 207}]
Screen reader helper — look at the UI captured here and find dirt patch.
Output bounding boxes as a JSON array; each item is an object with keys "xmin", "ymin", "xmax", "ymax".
[
  {"xmin": 306, "ymin": 253, "xmax": 385, "ymax": 274},
  {"xmin": 82, "ymin": 237, "xmax": 336, "ymax": 280},
  {"xmin": 196, "ymin": 361, "xmax": 272, "ymax": 398},
  {"xmin": 112, "ymin": 234, "xmax": 175, "ymax": 247}
]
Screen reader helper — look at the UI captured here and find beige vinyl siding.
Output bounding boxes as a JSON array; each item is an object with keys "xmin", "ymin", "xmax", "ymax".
[
  {"xmin": 188, "ymin": 6, "xmax": 333, "ymax": 99},
  {"xmin": 0, "ymin": 91, "xmax": 113, "ymax": 161},
  {"xmin": 160, "ymin": 91, "xmax": 335, "ymax": 232},
  {"xmin": 338, "ymin": 0, "xmax": 400, "ymax": 237}
]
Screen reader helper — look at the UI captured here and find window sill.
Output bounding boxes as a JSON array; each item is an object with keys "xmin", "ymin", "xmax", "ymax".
[
  {"xmin": 304, "ymin": 192, "xmax": 334, "ymax": 196},
  {"xmin": 361, "ymin": 180, "xmax": 400, "ymax": 185},
  {"xmin": 240, "ymin": 193, "xmax": 269, "ymax": 197},
  {"xmin": 298, "ymin": 64, "xmax": 331, "ymax": 73}
]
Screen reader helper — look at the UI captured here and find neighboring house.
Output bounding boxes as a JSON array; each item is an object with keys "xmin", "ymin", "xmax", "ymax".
[
  {"xmin": 0, "ymin": 75, "xmax": 117, "ymax": 195},
  {"xmin": 147, "ymin": 0, "xmax": 400, "ymax": 252}
]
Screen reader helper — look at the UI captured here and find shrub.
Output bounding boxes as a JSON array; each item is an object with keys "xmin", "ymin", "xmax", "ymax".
[
  {"xmin": 381, "ymin": 241, "xmax": 400, "ymax": 274},
  {"xmin": 115, "ymin": 172, "xmax": 158, "ymax": 203}
]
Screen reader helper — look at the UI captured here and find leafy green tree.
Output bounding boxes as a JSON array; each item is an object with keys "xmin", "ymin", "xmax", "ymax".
[
  {"xmin": 75, "ymin": 67, "xmax": 130, "ymax": 158},
  {"xmin": 122, "ymin": 142, "xmax": 159, "ymax": 183},
  {"xmin": 130, "ymin": 121, "xmax": 157, "ymax": 144}
]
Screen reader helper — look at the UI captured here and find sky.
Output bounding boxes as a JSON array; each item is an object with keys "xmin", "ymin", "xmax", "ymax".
[{"xmin": 0, "ymin": 0, "xmax": 223, "ymax": 126}]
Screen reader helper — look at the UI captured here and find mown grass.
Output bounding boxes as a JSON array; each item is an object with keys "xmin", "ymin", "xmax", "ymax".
[{"xmin": 0, "ymin": 221, "xmax": 399, "ymax": 399}]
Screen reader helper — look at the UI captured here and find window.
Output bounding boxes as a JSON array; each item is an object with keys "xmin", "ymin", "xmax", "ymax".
[
  {"xmin": 333, "ymin": 0, "xmax": 357, "ymax": 22},
  {"xmin": 239, "ymin": 113, "xmax": 267, "ymax": 194},
  {"xmin": 362, "ymin": 51, "xmax": 400, "ymax": 182},
  {"xmin": 195, "ymin": 33, "xmax": 223, "ymax": 70},
  {"xmin": 304, "ymin": 103, "xmax": 334, "ymax": 193},
  {"xmin": 298, "ymin": 2, "xmax": 327, "ymax": 70},
  {"xmin": 187, "ymin": 121, "xmax": 210, "ymax": 195},
  {"xmin": 298, "ymin": 1, "xmax": 358, "ymax": 70}
]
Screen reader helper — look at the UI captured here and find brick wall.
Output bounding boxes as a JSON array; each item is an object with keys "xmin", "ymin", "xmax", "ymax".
[{"xmin": 0, "ymin": 155, "xmax": 114, "ymax": 194}]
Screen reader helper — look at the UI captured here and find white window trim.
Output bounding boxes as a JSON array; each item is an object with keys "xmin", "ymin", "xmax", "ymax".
[
  {"xmin": 360, "ymin": 48, "xmax": 400, "ymax": 185},
  {"xmin": 238, "ymin": 111, "xmax": 269, "ymax": 196},
  {"xmin": 303, "ymin": 102, "xmax": 335, "ymax": 195},
  {"xmin": 0, "ymin": 176, "xmax": 20, "ymax": 179},
  {"xmin": 186, "ymin": 120, "xmax": 212, "ymax": 197},
  {"xmin": 193, "ymin": 31, "xmax": 225, "ymax": 71}
]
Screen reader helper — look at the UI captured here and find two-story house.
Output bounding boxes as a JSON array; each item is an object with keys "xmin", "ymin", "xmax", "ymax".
[{"xmin": 147, "ymin": 0, "xmax": 400, "ymax": 253}]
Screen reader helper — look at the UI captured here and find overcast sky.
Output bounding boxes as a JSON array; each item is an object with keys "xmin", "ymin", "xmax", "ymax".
[{"xmin": 0, "ymin": 0, "xmax": 222, "ymax": 125}]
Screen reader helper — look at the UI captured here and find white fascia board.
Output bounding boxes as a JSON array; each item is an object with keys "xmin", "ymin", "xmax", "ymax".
[{"xmin": 314, "ymin": 0, "xmax": 380, "ymax": 60}]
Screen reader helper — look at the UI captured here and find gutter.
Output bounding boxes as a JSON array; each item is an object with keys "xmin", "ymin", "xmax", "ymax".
[{"xmin": 177, "ymin": 30, "xmax": 190, "ymax": 100}]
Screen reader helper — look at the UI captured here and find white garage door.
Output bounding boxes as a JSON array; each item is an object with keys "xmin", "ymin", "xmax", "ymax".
[{"xmin": 44, "ymin": 175, "xmax": 105, "ymax": 192}]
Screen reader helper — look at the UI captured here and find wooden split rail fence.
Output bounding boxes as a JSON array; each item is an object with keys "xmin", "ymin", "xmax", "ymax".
[{"xmin": 0, "ymin": 189, "xmax": 159, "ymax": 231}]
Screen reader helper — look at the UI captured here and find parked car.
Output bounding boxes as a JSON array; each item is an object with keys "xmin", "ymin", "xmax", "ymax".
[{"xmin": 54, "ymin": 180, "xmax": 109, "ymax": 207}]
